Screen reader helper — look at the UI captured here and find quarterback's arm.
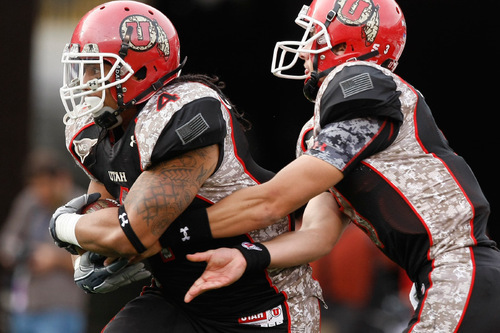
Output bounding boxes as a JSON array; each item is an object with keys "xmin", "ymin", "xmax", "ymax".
[
  {"xmin": 184, "ymin": 191, "xmax": 348, "ymax": 302},
  {"xmin": 205, "ymin": 116, "xmax": 394, "ymax": 238},
  {"xmin": 208, "ymin": 154, "xmax": 344, "ymax": 238},
  {"xmin": 71, "ymin": 144, "xmax": 219, "ymax": 258},
  {"xmin": 264, "ymin": 191, "xmax": 348, "ymax": 267}
]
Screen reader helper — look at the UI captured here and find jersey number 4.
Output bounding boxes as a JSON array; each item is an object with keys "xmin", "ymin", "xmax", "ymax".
[{"xmin": 157, "ymin": 93, "xmax": 180, "ymax": 111}]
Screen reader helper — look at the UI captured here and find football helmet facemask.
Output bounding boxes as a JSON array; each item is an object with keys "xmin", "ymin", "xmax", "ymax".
[{"xmin": 60, "ymin": 1, "xmax": 183, "ymax": 128}]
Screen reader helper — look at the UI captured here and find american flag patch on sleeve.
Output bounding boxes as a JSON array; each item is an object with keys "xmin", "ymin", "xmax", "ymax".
[
  {"xmin": 339, "ymin": 72, "xmax": 374, "ymax": 98},
  {"xmin": 175, "ymin": 113, "xmax": 210, "ymax": 145}
]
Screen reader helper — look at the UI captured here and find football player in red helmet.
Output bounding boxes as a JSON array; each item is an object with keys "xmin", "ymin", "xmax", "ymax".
[
  {"xmin": 178, "ymin": 0, "xmax": 500, "ymax": 332},
  {"xmin": 50, "ymin": 1, "xmax": 330, "ymax": 332},
  {"xmin": 271, "ymin": 0, "xmax": 405, "ymax": 102},
  {"xmin": 59, "ymin": 0, "xmax": 182, "ymax": 129}
]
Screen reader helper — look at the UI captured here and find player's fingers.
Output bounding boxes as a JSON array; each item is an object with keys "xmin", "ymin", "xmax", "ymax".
[
  {"xmin": 186, "ymin": 250, "xmax": 213, "ymax": 263},
  {"xmin": 184, "ymin": 277, "xmax": 205, "ymax": 303},
  {"xmin": 103, "ymin": 256, "xmax": 118, "ymax": 266},
  {"xmin": 184, "ymin": 279, "xmax": 220, "ymax": 303},
  {"xmin": 184, "ymin": 287, "xmax": 201, "ymax": 303}
]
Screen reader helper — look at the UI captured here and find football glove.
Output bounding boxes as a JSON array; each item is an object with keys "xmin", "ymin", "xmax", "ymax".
[
  {"xmin": 74, "ymin": 252, "xmax": 151, "ymax": 294},
  {"xmin": 49, "ymin": 193, "xmax": 101, "ymax": 254}
]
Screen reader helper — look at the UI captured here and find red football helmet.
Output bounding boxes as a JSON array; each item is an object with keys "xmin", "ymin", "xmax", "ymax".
[
  {"xmin": 60, "ymin": 1, "xmax": 182, "ymax": 128},
  {"xmin": 271, "ymin": 0, "xmax": 406, "ymax": 100}
]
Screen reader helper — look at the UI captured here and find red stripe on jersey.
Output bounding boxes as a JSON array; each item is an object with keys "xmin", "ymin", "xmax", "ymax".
[
  {"xmin": 407, "ymin": 82, "xmax": 477, "ymax": 247},
  {"xmin": 407, "ymin": 260, "xmax": 435, "ymax": 333},
  {"xmin": 300, "ymin": 126, "xmax": 314, "ymax": 153},
  {"xmin": 361, "ymin": 160, "xmax": 433, "ymax": 249},
  {"xmin": 342, "ymin": 119, "xmax": 392, "ymax": 172},
  {"xmin": 454, "ymin": 248, "xmax": 476, "ymax": 332},
  {"xmin": 218, "ymin": 96, "xmax": 260, "ymax": 185}
]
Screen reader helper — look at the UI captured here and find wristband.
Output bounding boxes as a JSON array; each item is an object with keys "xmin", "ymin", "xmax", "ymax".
[
  {"xmin": 118, "ymin": 205, "xmax": 147, "ymax": 254},
  {"xmin": 55, "ymin": 213, "xmax": 82, "ymax": 247},
  {"xmin": 235, "ymin": 242, "xmax": 271, "ymax": 273},
  {"xmin": 159, "ymin": 208, "xmax": 212, "ymax": 251}
]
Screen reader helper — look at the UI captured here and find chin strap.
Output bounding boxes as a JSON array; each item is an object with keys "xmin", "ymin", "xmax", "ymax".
[
  {"xmin": 303, "ymin": 50, "xmax": 380, "ymax": 102},
  {"xmin": 303, "ymin": 71, "xmax": 326, "ymax": 103},
  {"xmin": 93, "ymin": 26, "xmax": 132, "ymax": 129}
]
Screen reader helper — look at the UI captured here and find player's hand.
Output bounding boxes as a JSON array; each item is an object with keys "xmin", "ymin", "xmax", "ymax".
[
  {"xmin": 49, "ymin": 193, "xmax": 101, "ymax": 254},
  {"xmin": 184, "ymin": 248, "xmax": 246, "ymax": 303},
  {"xmin": 74, "ymin": 252, "xmax": 151, "ymax": 294}
]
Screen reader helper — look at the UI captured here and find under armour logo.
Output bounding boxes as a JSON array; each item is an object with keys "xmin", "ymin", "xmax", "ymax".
[
  {"xmin": 87, "ymin": 79, "xmax": 99, "ymax": 91},
  {"xmin": 130, "ymin": 135, "xmax": 136, "ymax": 147},
  {"xmin": 119, "ymin": 212, "xmax": 129, "ymax": 227},
  {"xmin": 180, "ymin": 227, "xmax": 190, "ymax": 242}
]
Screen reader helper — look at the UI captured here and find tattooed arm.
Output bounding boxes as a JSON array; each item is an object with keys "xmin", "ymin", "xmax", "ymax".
[{"xmin": 73, "ymin": 144, "xmax": 219, "ymax": 258}]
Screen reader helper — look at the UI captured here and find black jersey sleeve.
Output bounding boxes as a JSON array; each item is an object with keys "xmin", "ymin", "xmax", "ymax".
[
  {"xmin": 150, "ymin": 97, "xmax": 226, "ymax": 164},
  {"xmin": 319, "ymin": 65, "xmax": 404, "ymax": 127}
]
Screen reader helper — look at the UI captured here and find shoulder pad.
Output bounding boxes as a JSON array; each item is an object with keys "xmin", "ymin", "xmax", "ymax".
[
  {"xmin": 135, "ymin": 82, "xmax": 226, "ymax": 169},
  {"xmin": 318, "ymin": 63, "xmax": 403, "ymax": 126}
]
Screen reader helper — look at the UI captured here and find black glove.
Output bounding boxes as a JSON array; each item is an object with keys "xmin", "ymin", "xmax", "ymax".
[
  {"xmin": 74, "ymin": 252, "xmax": 151, "ymax": 294},
  {"xmin": 49, "ymin": 193, "xmax": 101, "ymax": 254}
]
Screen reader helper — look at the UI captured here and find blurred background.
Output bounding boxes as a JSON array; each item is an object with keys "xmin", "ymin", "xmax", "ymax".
[{"xmin": 0, "ymin": 0, "xmax": 495, "ymax": 332}]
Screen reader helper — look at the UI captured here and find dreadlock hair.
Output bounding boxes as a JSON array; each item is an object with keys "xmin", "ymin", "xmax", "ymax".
[{"xmin": 170, "ymin": 74, "xmax": 252, "ymax": 132}]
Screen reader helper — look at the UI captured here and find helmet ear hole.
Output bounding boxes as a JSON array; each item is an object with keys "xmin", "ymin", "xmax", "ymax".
[
  {"xmin": 134, "ymin": 66, "xmax": 147, "ymax": 81},
  {"xmin": 331, "ymin": 43, "xmax": 347, "ymax": 55}
]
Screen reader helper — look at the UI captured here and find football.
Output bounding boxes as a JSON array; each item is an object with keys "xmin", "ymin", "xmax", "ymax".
[{"xmin": 81, "ymin": 198, "xmax": 120, "ymax": 214}]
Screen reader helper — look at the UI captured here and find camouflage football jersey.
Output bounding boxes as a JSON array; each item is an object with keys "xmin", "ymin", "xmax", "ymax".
[
  {"xmin": 297, "ymin": 62, "xmax": 499, "ymax": 332},
  {"xmin": 65, "ymin": 81, "xmax": 323, "ymax": 331}
]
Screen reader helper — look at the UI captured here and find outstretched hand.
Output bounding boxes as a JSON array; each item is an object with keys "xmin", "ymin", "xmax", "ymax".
[{"xmin": 184, "ymin": 248, "xmax": 247, "ymax": 303}]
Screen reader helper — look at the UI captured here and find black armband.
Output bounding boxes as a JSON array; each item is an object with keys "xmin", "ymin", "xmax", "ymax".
[
  {"xmin": 159, "ymin": 208, "xmax": 212, "ymax": 252},
  {"xmin": 235, "ymin": 242, "xmax": 271, "ymax": 273},
  {"xmin": 118, "ymin": 205, "xmax": 146, "ymax": 254}
]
